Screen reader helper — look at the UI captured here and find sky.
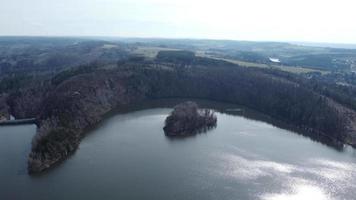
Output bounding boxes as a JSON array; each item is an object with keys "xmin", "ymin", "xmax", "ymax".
[{"xmin": 1, "ymin": 0, "xmax": 356, "ymax": 44}]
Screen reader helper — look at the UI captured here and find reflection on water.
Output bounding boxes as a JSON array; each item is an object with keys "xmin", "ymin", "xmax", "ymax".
[
  {"xmin": 217, "ymin": 154, "xmax": 297, "ymax": 180},
  {"xmin": 1, "ymin": 99, "xmax": 356, "ymax": 200},
  {"xmin": 122, "ymin": 99, "xmax": 347, "ymax": 151},
  {"xmin": 262, "ymin": 182, "xmax": 330, "ymax": 200},
  {"xmin": 218, "ymin": 151, "xmax": 356, "ymax": 200},
  {"xmin": 221, "ymin": 106, "xmax": 346, "ymax": 151}
]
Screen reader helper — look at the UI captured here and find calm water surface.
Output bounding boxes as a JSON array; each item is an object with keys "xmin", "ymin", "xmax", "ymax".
[{"xmin": 1, "ymin": 102, "xmax": 356, "ymax": 200}]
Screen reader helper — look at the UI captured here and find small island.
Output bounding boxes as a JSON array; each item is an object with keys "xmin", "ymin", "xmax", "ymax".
[{"xmin": 163, "ymin": 101, "xmax": 217, "ymax": 136}]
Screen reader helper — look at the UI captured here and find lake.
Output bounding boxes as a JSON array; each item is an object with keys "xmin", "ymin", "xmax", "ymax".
[{"xmin": 1, "ymin": 100, "xmax": 356, "ymax": 200}]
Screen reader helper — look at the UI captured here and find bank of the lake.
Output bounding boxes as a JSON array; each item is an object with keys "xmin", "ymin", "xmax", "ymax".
[{"xmin": 1, "ymin": 102, "xmax": 356, "ymax": 200}]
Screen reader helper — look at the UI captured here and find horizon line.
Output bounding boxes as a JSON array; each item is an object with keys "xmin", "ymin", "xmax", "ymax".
[{"xmin": 1, "ymin": 35, "xmax": 356, "ymax": 47}]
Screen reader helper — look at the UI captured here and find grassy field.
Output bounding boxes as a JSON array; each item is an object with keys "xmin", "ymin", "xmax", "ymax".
[
  {"xmin": 132, "ymin": 47, "xmax": 179, "ymax": 58},
  {"xmin": 101, "ymin": 44, "xmax": 119, "ymax": 49},
  {"xmin": 134, "ymin": 47, "xmax": 328, "ymax": 74},
  {"xmin": 196, "ymin": 51, "xmax": 328, "ymax": 74},
  {"xmin": 206, "ymin": 56, "xmax": 327, "ymax": 74}
]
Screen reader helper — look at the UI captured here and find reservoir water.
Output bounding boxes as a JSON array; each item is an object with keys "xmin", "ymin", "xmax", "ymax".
[{"xmin": 1, "ymin": 100, "xmax": 356, "ymax": 200}]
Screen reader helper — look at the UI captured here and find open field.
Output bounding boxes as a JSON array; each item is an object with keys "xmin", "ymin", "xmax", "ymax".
[
  {"xmin": 132, "ymin": 47, "xmax": 179, "ymax": 58},
  {"xmin": 196, "ymin": 50, "xmax": 329, "ymax": 74},
  {"xmin": 101, "ymin": 44, "xmax": 119, "ymax": 49},
  {"xmin": 204, "ymin": 56, "xmax": 328, "ymax": 74},
  {"xmin": 134, "ymin": 47, "xmax": 328, "ymax": 74}
]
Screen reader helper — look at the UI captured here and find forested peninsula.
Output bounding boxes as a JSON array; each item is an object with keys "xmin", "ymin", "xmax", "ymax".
[{"xmin": 1, "ymin": 47, "xmax": 356, "ymax": 173}]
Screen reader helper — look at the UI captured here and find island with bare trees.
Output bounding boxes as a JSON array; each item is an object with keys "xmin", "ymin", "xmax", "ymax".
[{"xmin": 163, "ymin": 101, "xmax": 217, "ymax": 136}]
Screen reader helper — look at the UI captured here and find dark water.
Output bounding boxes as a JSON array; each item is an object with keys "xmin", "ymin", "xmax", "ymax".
[{"xmin": 1, "ymin": 101, "xmax": 356, "ymax": 200}]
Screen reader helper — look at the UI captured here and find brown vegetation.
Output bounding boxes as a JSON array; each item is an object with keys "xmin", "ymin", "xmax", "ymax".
[{"xmin": 163, "ymin": 101, "xmax": 217, "ymax": 136}]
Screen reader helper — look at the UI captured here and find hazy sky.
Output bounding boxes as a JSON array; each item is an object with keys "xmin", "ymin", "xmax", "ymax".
[{"xmin": 1, "ymin": 0, "xmax": 356, "ymax": 43}]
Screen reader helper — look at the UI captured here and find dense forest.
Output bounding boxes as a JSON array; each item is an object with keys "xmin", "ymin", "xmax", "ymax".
[
  {"xmin": 23, "ymin": 51, "xmax": 355, "ymax": 173},
  {"xmin": 1, "ymin": 38, "xmax": 356, "ymax": 174}
]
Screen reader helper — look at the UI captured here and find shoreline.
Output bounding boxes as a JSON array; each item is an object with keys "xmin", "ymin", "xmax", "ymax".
[{"xmin": 28, "ymin": 98, "xmax": 351, "ymax": 174}]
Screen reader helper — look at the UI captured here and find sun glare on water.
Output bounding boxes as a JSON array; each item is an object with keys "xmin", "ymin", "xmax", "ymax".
[{"xmin": 262, "ymin": 184, "xmax": 331, "ymax": 200}]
